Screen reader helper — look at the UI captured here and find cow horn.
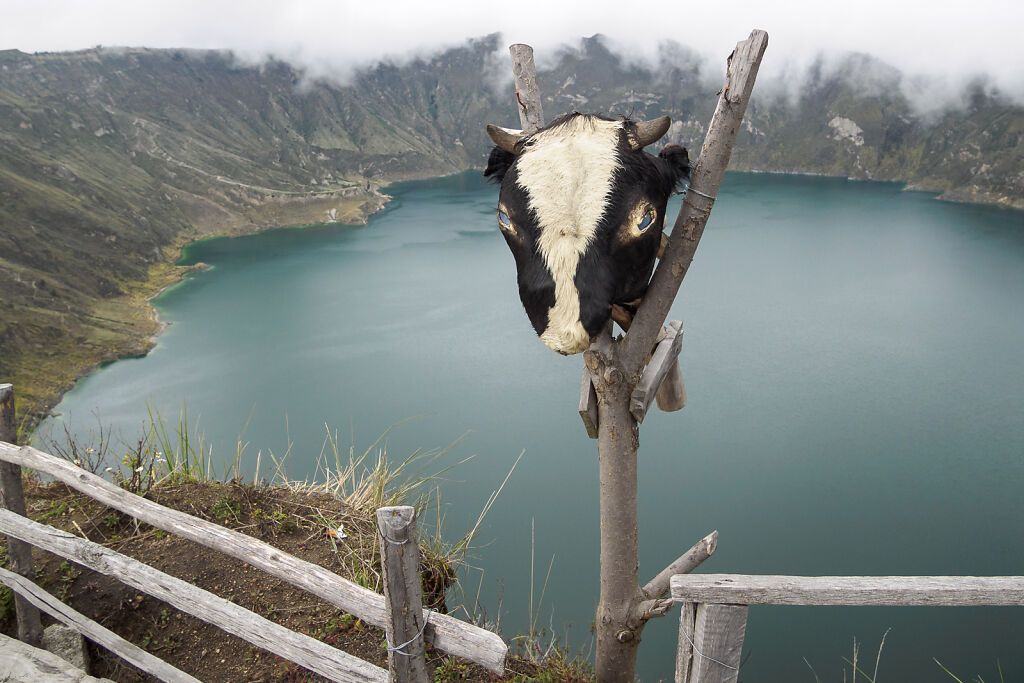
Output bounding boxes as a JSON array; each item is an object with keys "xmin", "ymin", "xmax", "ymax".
[
  {"xmin": 486, "ymin": 124, "xmax": 525, "ymax": 153},
  {"xmin": 633, "ymin": 115, "xmax": 672, "ymax": 149}
]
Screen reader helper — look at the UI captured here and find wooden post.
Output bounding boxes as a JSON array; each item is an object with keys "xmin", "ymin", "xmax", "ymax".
[
  {"xmin": 595, "ymin": 30, "xmax": 767, "ymax": 681},
  {"xmin": 687, "ymin": 603, "xmax": 747, "ymax": 683},
  {"xmin": 0, "ymin": 383, "xmax": 42, "ymax": 647},
  {"xmin": 675, "ymin": 601, "xmax": 697, "ymax": 683},
  {"xmin": 376, "ymin": 506, "xmax": 429, "ymax": 683}
]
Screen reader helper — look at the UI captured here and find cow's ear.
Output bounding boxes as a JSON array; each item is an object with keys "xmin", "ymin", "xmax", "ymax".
[
  {"xmin": 484, "ymin": 147, "xmax": 516, "ymax": 183},
  {"xmin": 658, "ymin": 144, "xmax": 691, "ymax": 191}
]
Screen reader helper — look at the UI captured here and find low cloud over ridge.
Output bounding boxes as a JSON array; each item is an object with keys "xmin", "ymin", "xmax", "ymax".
[{"xmin": 3, "ymin": 0, "xmax": 1023, "ymax": 106}]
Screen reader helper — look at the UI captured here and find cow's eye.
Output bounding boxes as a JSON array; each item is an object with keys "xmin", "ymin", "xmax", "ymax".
[
  {"xmin": 637, "ymin": 208, "xmax": 656, "ymax": 232},
  {"xmin": 621, "ymin": 204, "xmax": 658, "ymax": 242},
  {"xmin": 497, "ymin": 208, "xmax": 520, "ymax": 240}
]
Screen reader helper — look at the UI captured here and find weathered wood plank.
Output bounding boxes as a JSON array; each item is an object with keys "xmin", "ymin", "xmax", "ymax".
[
  {"xmin": 671, "ymin": 574, "xmax": 1024, "ymax": 606},
  {"xmin": 689, "ymin": 603, "xmax": 747, "ymax": 683},
  {"xmin": 0, "ymin": 565, "xmax": 200, "ymax": 683},
  {"xmin": 630, "ymin": 320, "xmax": 683, "ymax": 423},
  {"xmin": 0, "ymin": 384, "xmax": 43, "ymax": 647},
  {"xmin": 377, "ymin": 506, "xmax": 428, "ymax": 683},
  {"xmin": 0, "ymin": 442, "xmax": 507, "ymax": 674},
  {"xmin": 508, "ymin": 44, "xmax": 544, "ymax": 132},
  {"xmin": 0, "ymin": 508, "xmax": 388, "ymax": 682},
  {"xmin": 675, "ymin": 601, "xmax": 696, "ymax": 683},
  {"xmin": 578, "ymin": 368, "xmax": 599, "ymax": 439}
]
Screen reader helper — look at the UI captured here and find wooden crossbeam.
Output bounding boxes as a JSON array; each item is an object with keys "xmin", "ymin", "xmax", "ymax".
[
  {"xmin": 0, "ymin": 565, "xmax": 201, "ymax": 683},
  {"xmin": 671, "ymin": 574, "xmax": 1024, "ymax": 606},
  {"xmin": 0, "ymin": 508, "xmax": 388, "ymax": 682}
]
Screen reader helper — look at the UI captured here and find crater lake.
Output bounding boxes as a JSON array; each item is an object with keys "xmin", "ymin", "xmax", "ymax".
[{"xmin": 42, "ymin": 171, "xmax": 1024, "ymax": 681}]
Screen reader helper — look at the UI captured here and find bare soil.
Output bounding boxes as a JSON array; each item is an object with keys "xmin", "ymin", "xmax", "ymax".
[{"xmin": 0, "ymin": 478, "xmax": 584, "ymax": 682}]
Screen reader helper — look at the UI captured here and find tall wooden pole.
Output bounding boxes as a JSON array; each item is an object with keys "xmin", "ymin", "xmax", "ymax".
[
  {"xmin": 503, "ymin": 32, "xmax": 767, "ymax": 681},
  {"xmin": 590, "ymin": 31, "xmax": 768, "ymax": 681},
  {"xmin": 0, "ymin": 383, "xmax": 43, "ymax": 646}
]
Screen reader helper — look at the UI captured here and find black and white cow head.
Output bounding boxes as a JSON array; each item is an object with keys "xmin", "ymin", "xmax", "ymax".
[{"xmin": 484, "ymin": 113, "xmax": 690, "ymax": 354}]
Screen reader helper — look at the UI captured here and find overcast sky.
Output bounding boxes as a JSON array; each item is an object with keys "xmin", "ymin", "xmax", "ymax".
[{"xmin": 2, "ymin": 0, "xmax": 1022, "ymax": 100}]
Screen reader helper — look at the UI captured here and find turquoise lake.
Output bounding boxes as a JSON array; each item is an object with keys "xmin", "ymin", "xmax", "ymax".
[{"xmin": 43, "ymin": 171, "xmax": 1024, "ymax": 681}]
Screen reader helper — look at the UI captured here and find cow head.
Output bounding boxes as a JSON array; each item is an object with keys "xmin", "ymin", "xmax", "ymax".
[{"xmin": 484, "ymin": 113, "xmax": 690, "ymax": 354}]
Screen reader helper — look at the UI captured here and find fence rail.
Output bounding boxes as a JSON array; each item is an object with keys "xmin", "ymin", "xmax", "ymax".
[
  {"xmin": 0, "ymin": 508, "xmax": 387, "ymax": 681},
  {"xmin": 670, "ymin": 573, "xmax": 1024, "ymax": 683},
  {"xmin": 0, "ymin": 423, "xmax": 506, "ymax": 682}
]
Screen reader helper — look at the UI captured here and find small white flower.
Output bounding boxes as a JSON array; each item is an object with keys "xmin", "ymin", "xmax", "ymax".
[{"xmin": 135, "ymin": 466, "xmax": 144, "ymax": 473}]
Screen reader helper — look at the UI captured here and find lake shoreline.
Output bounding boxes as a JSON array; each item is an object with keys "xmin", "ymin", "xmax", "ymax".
[{"xmin": 23, "ymin": 187, "xmax": 393, "ymax": 435}]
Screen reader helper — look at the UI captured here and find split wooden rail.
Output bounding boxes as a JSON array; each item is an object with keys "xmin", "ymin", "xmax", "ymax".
[
  {"xmin": 670, "ymin": 573, "xmax": 1024, "ymax": 683},
  {"xmin": 0, "ymin": 384, "xmax": 505, "ymax": 683}
]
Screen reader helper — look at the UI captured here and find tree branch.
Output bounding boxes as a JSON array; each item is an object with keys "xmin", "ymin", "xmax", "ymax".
[
  {"xmin": 618, "ymin": 29, "xmax": 769, "ymax": 378},
  {"xmin": 642, "ymin": 530, "xmax": 718, "ymax": 600},
  {"xmin": 509, "ymin": 44, "xmax": 545, "ymax": 132}
]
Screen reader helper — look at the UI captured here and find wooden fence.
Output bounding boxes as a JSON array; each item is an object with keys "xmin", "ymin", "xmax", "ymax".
[
  {"xmin": 0, "ymin": 385, "xmax": 505, "ymax": 682},
  {"xmin": 671, "ymin": 573, "xmax": 1024, "ymax": 683}
]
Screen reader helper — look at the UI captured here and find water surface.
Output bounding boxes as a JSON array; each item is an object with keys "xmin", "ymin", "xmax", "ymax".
[{"xmin": 45, "ymin": 172, "xmax": 1024, "ymax": 681}]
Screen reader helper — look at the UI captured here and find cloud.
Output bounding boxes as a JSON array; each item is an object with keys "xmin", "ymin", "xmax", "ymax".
[{"xmin": 3, "ymin": 0, "xmax": 1023, "ymax": 103}]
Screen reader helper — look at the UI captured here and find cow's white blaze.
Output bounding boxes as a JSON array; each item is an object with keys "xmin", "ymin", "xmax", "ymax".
[{"xmin": 515, "ymin": 116, "xmax": 622, "ymax": 354}]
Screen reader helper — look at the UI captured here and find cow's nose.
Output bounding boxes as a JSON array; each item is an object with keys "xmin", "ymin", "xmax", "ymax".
[{"xmin": 540, "ymin": 323, "xmax": 591, "ymax": 355}]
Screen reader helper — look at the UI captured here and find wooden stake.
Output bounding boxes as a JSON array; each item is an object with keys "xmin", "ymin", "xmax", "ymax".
[
  {"xmin": 688, "ymin": 603, "xmax": 747, "ymax": 683},
  {"xmin": 675, "ymin": 601, "xmax": 696, "ymax": 683},
  {"xmin": 0, "ymin": 384, "xmax": 42, "ymax": 647},
  {"xmin": 376, "ymin": 506, "xmax": 429, "ymax": 683}
]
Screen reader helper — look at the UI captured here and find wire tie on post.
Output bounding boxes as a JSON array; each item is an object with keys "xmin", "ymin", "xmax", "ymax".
[
  {"xmin": 386, "ymin": 611, "xmax": 430, "ymax": 656},
  {"xmin": 680, "ymin": 623, "xmax": 738, "ymax": 672},
  {"xmin": 377, "ymin": 521, "xmax": 409, "ymax": 546},
  {"xmin": 677, "ymin": 182, "xmax": 716, "ymax": 201}
]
